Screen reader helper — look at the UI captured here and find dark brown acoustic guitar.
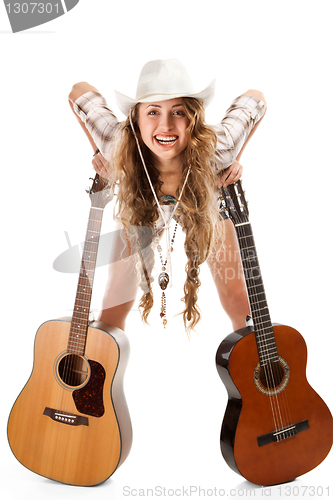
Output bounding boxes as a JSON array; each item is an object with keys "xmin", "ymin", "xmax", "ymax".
[
  {"xmin": 7, "ymin": 174, "xmax": 132, "ymax": 486},
  {"xmin": 215, "ymin": 180, "xmax": 333, "ymax": 486}
]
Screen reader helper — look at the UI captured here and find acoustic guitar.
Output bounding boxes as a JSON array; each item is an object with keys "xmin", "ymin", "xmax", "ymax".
[
  {"xmin": 215, "ymin": 181, "xmax": 333, "ymax": 486},
  {"xmin": 7, "ymin": 174, "xmax": 132, "ymax": 486}
]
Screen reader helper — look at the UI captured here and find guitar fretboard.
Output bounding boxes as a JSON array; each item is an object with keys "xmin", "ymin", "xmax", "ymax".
[
  {"xmin": 235, "ymin": 221, "xmax": 279, "ymax": 366},
  {"xmin": 67, "ymin": 206, "xmax": 104, "ymax": 355}
]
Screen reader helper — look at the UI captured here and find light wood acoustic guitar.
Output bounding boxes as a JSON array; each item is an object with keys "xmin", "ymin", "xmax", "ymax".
[
  {"xmin": 215, "ymin": 180, "xmax": 333, "ymax": 485},
  {"xmin": 7, "ymin": 174, "xmax": 132, "ymax": 486}
]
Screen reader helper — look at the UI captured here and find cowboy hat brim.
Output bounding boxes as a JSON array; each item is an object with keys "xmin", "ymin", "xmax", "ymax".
[{"xmin": 115, "ymin": 79, "xmax": 216, "ymax": 117}]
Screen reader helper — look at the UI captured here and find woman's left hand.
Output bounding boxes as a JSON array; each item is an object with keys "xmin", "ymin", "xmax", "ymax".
[{"xmin": 216, "ymin": 160, "xmax": 243, "ymax": 187}]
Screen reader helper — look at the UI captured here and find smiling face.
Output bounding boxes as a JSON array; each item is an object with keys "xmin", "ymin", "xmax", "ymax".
[{"xmin": 137, "ymin": 98, "xmax": 190, "ymax": 165}]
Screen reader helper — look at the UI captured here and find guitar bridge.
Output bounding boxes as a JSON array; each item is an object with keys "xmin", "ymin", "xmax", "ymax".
[
  {"xmin": 43, "ymin": 407, "xmax": 89, "ymax": 426},
  {"xmin": 257, "ymin": 419, "xmax": 309, "ymax": 447}
]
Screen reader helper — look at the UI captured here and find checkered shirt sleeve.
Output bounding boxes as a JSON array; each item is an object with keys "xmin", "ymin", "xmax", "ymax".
[
  {"xmin": 213, "ymin": 94, "xmax": 266, "ymax": 172},
  {"xmin": 73, "ymin": 91, "xmax": 120, "ymax": 160}
]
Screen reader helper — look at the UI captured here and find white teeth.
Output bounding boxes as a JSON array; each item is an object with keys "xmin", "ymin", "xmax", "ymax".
[{"xmin": 155, "ymin": 135, "xmax": 178, "ymax": 144}]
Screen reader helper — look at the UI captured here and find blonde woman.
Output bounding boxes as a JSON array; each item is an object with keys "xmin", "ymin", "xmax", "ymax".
[{"xmin": 69, "ymin": 59, "xmax": 266, "ymax": 334}]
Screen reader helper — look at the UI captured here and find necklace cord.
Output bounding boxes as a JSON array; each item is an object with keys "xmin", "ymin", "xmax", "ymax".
[
  {"xmin": 129, "ymin": 110, "xmax": 192, "ymax": 327},
  {"xmin": 129, "ymin": 112, "xmax": 191, "ymax": 231}
]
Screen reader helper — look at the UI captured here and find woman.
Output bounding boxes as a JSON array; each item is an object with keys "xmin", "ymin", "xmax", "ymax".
[{"xmin": 68, "ymin": 59, "xmax": 266, "ymax": 333}]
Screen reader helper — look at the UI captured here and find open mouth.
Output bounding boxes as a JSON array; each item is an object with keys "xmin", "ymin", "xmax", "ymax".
[{"xmin": 155, "ymin": 135, "xmax": 178, "ymax": 146}]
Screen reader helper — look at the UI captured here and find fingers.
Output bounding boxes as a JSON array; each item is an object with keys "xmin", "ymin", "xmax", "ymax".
[
  {"xmin": 217, "ymin": 160, "xmax": 243, "ymax": 187},
  {"xmin": 92, "ymin": 152, "xmax": 109, "ymax": 179}
]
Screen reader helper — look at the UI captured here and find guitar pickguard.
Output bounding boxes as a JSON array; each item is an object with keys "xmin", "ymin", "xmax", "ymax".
[{"xmin": 73, "ymin": 359, "xmax": 106, "ymax": 417}]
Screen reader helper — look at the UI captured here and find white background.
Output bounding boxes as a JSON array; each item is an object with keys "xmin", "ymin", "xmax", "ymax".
[{"xmin": 1, "ymin": 1, "xmax": 332, "ymax": 498}]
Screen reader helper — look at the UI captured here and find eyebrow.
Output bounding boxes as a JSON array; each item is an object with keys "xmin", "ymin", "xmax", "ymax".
[{"xmin": 145, "ymin": 103, "xmax": 184, "ymax": 109}]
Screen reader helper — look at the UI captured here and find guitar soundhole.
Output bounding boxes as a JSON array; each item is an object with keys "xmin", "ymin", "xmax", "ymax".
[
  {"xmin": 259, "ymin": 361, "xmax": 284, "ymax": 389},
  {"xmin": 58, "ymin": 354, "xmax": 90, "ymax": 388},
  {"xmin": 254, "ymin": 356, "xmax": 290, "ymax": 396}
]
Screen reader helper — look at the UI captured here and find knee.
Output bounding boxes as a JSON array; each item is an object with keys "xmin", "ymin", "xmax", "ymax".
[
  {"xmin": 98, "ymin": 300, "xmax": 136, "ymax": 331},
  {"xmin": 218, "ymin": 277, "xmax": 249, "ymax": 312}
]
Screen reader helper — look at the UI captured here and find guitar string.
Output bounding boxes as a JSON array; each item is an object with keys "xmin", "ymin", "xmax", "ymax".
[
  {"xmin": 235, "ymin": 183, "xmax": 294, "ymax": 439},
  {"xmin": 228, "ymin": 183, "xmax": 290, "ymax": 436}
]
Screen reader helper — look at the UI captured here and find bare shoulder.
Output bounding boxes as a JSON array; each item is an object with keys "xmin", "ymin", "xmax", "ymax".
[{"xmin": 68, "ymin": 82, "xmax": 99, "ymax": 103}]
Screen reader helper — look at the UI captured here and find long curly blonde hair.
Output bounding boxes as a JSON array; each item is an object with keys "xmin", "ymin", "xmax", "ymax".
[{"xmin": 110, "ymin": 97, "xmax": 221, "ymax": 331}]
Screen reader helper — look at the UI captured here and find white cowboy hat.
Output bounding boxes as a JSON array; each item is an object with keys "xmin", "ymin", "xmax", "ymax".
[{"xmin": 115, "ymin": 59, "xmax": 215, "ymax": 116}]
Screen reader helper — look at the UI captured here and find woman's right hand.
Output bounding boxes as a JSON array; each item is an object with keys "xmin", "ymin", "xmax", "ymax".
[{"xmin": 92, "ymin": 152, "xmax": 110, "ymax": 180}]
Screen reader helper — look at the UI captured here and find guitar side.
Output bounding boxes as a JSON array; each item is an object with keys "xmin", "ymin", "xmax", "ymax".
[
  {"xmin": 7, "ymin": 318, "xmax": 132, "ymax": 486},
  {"xmin": 215, "ymin": 326, "xmax": 252, "ymax": 477},
  {"xmin": 216, "ymin": 323, "xmax": 333, "ymax": 486}
]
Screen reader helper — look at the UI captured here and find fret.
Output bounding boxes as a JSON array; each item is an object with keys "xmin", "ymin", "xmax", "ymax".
[
  {"xmin": 260, "ymin": 353, "xmax": 279, "ymax": 362},
  {"xmin": 84, "ymin": 241, "xmax": 99, "ymax": 250},
  {"xmin": 247, "ymin": 288, "xmax": 266, "ymax": 296},
  {"xmin": 252, "ymin": 314, "xmax": 271, "ymax": 323},
  {"xmin": 73, "ymin": 299, "xmax": 90, "ymax": 307},
  {"xmin": 69, "ymin": 333, "xmax": 87, "ymax": 341},
  {"xmin": 260, "ymin": 345, "xmax": 277, "ymax": 353},
  {"xmin": 256, "ymin": 332, "xmax": 275, "ymax": 340},
  {"xmin": 235, "ymin": 221, "xmax": 251, "ymax": 227},
  {"xmin": 81, "ymin": 259, "xmax": 96, "ymax": 268},
  {"xmin": 75, "ymin": 290, "xmax": 92, "ymax": 298},
  {"xmin": 257, "ymin": 344, "xmax": 277, "ymax": 353},
  {"xmin": 82, "ymin": 249, "xmax": 98, "ymax": 256},
  {"xmin": 68, "ymin": 340, "xmax": 86, "ymax": 347},
  {"xmin": 261, "ymin": 357, "xmax": 280, "ymax": 366},
  {"xmin": 89, "ymin": 217, "xmax": 103, "ymax": 223},
  {"xmin": 86, "ymin": 229, "xmax": 101, "ymax": 235},
  {"xmin": 249, "ymin": 299, "xmax": 268, "ymax": 309}
]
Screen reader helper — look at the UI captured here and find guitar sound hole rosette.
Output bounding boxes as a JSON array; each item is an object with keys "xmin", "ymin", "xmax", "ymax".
[
  {"xmin": 253, "ymin": 356, "xmax": 290, "ymax": 396},
  {"xmin": 55, "ymin": 352, "xmax": 90, "ymax": 389}
]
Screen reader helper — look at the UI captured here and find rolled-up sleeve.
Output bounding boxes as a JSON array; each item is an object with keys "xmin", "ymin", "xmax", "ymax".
[
  {"xmin": 213, "ymin": 94, "xmax": 266, "ymax": 172},
  {"xmin": 73, "ymin": 91, "xmax": 121, "ymax": 160}
]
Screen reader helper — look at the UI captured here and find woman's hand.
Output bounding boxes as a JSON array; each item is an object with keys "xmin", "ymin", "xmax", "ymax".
[
  {"xmin": 69, "ymin": 82, "xmax": 99, "ymax": 103},
  {"xmin": 92, "ymin": 152, "xmax": 110, "ymax": 180},
  {"xmin": 216, "ymin": 160, "xmax": 243, "ymax": 187}
]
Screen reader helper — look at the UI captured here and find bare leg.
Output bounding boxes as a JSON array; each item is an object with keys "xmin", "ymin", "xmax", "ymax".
[
  {"xmin": 207, "ymin": 218, "xmax": 250, "ymax": 331},
  {"xmin": 98, "ymin": 226, "xmax": 139, "ymax": 331}
]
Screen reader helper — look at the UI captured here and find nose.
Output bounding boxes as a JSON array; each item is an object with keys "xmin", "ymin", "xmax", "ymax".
[{"xmin": 159, "ymin": 113, "xmax": 174, "ymax": 131}]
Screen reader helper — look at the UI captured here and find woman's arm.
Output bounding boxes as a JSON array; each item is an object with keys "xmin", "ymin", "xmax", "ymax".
[
  {"xmin": 215, "ymin": 90, "xmax": 267, "ymax": 186},
  {"xmin": 235, "ymin": 89, "xmax": 267, "ymax": 162},
  {"xmin": 68, "ymin": 83, "xmax": 120, "ymax": 179},
  {"xmin": 68, "ymin": 82, "xmax": 100, "ymax": 152}
]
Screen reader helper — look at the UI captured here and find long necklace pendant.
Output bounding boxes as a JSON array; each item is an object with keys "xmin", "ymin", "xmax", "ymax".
[{"xmin": 158, "ymin": 272, "xmax": 169, "ymax": 290}]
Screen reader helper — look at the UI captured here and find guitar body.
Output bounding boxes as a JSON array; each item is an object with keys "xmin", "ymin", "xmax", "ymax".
[
  {"xmin": 7, "ymin": 318, "xmax": 132, "ymax": 486},
  {"xmin": 216, "ymin": 323, "xmax": 333, "ymax": 486}
]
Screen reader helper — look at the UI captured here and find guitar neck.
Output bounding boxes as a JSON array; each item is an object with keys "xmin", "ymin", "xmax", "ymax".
[
  {"xmin": 67, "ymin": 204, "xmax": 104, "ymax": 355},
  {"xmin": 227, "ymin": 187, "xmax": 280, "ymax": 367},
  {"xmin": 235, "ymin": 222, "xmax": 279, "ymax": 365}
]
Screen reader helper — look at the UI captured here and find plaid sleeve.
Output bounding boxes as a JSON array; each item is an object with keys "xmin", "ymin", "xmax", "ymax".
[
  {"xmin": 73, "ymin": 91, "xmax": 121, "ymax": 159},
  {"xmin": 213, "ymin": 94, "xmax": 266, "ymax": 172}
]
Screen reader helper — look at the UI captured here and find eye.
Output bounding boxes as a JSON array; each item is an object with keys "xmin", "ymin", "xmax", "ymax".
[
  {"xmin": 173, "ymin": 109, "xmax": 186, "ymax": 116},
  {"xmin": 148, "ymin": 109, "xmax": 159, "ymax": 115}
]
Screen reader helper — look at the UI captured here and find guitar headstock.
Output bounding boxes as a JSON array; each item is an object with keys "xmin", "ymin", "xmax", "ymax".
[
  {"xmin": 219, "ymin": 180, "xmax": 249, "ymax": 226},
  {"xmin": 87, "ymin": 174, "xmax": 113, "ymax": 209}
]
